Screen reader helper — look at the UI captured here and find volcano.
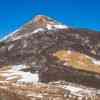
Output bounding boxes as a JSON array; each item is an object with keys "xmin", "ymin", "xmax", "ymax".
[{"xmin": 0, "ymin": 15, "xmax": 100, "ymax": 100}]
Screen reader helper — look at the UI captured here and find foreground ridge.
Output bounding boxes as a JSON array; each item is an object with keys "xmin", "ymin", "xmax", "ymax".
[{"xmin": 0, "ymin": 81, "xmax": 100, "ymax": 100}]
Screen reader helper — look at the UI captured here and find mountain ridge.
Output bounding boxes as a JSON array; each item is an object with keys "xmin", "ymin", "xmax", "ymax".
[{"xmin": 0, "ymin": 15, "xmax": 68, "ymax": 42}]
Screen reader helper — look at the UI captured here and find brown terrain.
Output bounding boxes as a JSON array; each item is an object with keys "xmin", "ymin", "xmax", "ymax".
[{"xmin": 0, "ymin": 15, "xmax": 100, "ymax": 100}]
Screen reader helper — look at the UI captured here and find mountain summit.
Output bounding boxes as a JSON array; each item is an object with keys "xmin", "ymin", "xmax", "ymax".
[
  {"xmin": 33, "ymin": 15, "xmax": 68, "ymax": 29},
  {"xmin": 0, "ymin": 15, "xmax": 100, "ymax": 66},
  {"xmin": 4, "ymin": 15, "xmax": 68, "ymax": 42}
]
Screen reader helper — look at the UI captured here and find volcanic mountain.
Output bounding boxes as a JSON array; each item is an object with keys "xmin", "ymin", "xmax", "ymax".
[
  {"xmin": 0, "ymin": 15, "xmax": 100, "ymax": 100},
  {"xmin": 0, "ymin": 15, "xmax": 100, "ymax": 65},
  {"xmin": 0, "ymin": 15, "xmax": 69, "ymax": 65}
]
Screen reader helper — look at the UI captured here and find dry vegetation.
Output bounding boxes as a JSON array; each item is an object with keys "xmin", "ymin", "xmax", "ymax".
[{"xmin": 53, "ymin": 50, "xmax": 100, "ymax": 74}]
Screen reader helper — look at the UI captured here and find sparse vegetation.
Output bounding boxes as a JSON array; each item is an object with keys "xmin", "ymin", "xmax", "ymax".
[{"xmin": 53, "ymin": 50, "xmax": 100, "ymax": 74}]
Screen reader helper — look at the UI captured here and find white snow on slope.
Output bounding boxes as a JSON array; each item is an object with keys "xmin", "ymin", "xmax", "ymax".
[
  {"xmin": 0, "ymin": 64, "xmax": 39, "ymax": 84},
  {"xmin": 85, "ymin": 56, "xmax": 100, "ymax": 65},
  {"xmin": 17, "ymin": 72, "xmax": 39, "ymax": 84},
  {"xmin": 84, "ymin": 53, "xmax": 100, "ymax": 65},
  {"xmin": 59, "ymin": 84, "xmax": 97, "ymax": 97},
  {"xmin": 47, "ymin": 24, "xmax": 53, "ymax": 30},
  {"xmin": 54, "ymin": 24, "xmax": 68, "ymax": 29},
  {"xmin": 46, "ymin": 23, "xmax": 68, "ymax": 30},
  {"xmin": 0, "ymin": 28, "xmax": 20, "ymax": 41},
  {"xmin": 9, "ymin": 65, "xmax": 27, "ymax": 71},
  {"xmin": 91, "ymin": 59, "xmax": 100, "ymax": 65},
  {"xmin": 33, "ymin": 28, "xmax": 45, "ymax": 33},
  {"xmin": 8, "ymin": 44, "xmax": 14, "ymax": 51},
  {"xmin": 0, "ymin": 16, "xmax": 69, "ymax": 41},
  {"xmin": 10, "ymin": 28, "xmax": 45, "ymax": 41},
  {"xmin": 5, "ymin": 71, "xmax": 39, "ymax": 84}
]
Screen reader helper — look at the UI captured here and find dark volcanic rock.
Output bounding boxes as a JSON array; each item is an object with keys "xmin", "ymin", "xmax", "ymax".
[{"xmin": 39, "ymin": 61, "xmax": 100, "ymax": 88}]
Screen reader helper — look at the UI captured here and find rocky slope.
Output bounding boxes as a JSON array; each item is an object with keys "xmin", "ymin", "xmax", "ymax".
[
  {"xmin": 0, "ymin": 81, "xmax": 100, "ymax": 100},
  {"xmin": 0, "ymin": 15, "xmax": 100, "ymax": 100}
]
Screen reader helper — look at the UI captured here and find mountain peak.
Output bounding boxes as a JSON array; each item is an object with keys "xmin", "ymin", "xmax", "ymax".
[
  {"xmin": 1, "ymin": 15, "xmax": 69, "ymax": 41},
  {"xmin": 33, "ymin": 15, "xmax": 50, "ymax": 23},
  {"xmin": 33, "ymin": 15, "xmax": 69, "ymax": 30}
]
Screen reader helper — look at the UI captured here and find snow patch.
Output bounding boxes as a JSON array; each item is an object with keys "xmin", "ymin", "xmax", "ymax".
[
  {"xmin": 6, "ymin": 75, "xmax": 19, "ymax": 81},
  {"xmin": 0, "ymin": 29, "xmax": 20, "ymax": 41},
  {"xmin": 17, "ymin": 72, "xmax": 39, "ymax": 84},
  {"xmin": 54, "ymin": 24, "xmax": 68, "ymax": 29},
  {"xmin": 46, "ymin": 23, "xmax": 68, "ymax": 30},
  {"xmin": 5, "ymin": 71, "xmax": 39, "ymax": 83},
  {"xmin": 23, "ymin": 40, "xmax": 28, "ymax": 48},
  {"xmin": 1, "ymin": 64, "xmax": 39, "ymax": 84},
  {"xmin": 33, "ymin": 28, "xmax": 45, "ymax": 33},
  {"xmin": 47, "ymin": 24, "xmax": 53, "ymax": 30},
  {"xmin": 10, "ymin": 28, "xmax": 45, "ymax": 41},
  {"xmin": 8, "ymin": 65, "xmax": 27, "ymax": 71},
  {"xmin": 91, "ymin": 59, "xmax": 100, "ymax": 65},
  {"xmin": 61, "ymin": 85, "xmax": 95, "ymax": 96},
  {"xmin": 8, "ymin": 44, "xmax": 14, "ymax": 51},
  {"xmin": 11, "ymin": 35, "xmax": 22, "ymax": 41}
]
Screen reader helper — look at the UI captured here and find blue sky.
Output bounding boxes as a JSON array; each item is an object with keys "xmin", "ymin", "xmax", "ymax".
[{"xmin": 0, "ymin": 0, "xmax": 100, "ymax": 38}]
